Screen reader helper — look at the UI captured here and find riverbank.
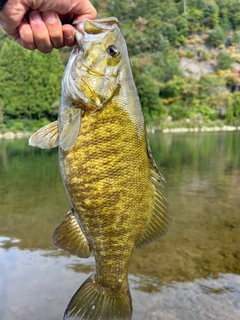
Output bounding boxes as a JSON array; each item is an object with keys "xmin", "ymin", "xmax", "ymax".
[
  {"xmin": 1, "ymin": 125, "xmax": 240, "ymax": 139},
  {"xmin": 147, "ymin": 125, "xmax": 240, "ymax": 133},
  {"xmin": 0, "ymin": 131, "xmax": 31, "ymax": 139}
]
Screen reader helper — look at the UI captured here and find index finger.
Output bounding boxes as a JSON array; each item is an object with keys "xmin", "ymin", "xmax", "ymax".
[{"xmin": 0, "ymin": 2, "xmax": 28, "ymax": 39}]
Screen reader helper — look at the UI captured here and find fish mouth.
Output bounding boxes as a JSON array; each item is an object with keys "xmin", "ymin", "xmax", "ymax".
[
  {"xmin": 72, "ymin": 17, "xmax": 120, "ymax": 76},
  {"xmin": 62, "ymin": 18, "xmax": 119, "ymax": 108},
  {"xmin": 73, "ymin": 17, "xmax": 118, "ymax": 34},
  {"xmin": 73, "ymin": 17, "xmax": 119, "ymax": 49}
]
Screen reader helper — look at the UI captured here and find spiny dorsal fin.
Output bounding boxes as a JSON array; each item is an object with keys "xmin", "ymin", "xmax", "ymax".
[
  {"xmin": 29, "ymin": 121, "xmax": 59, "ymax": 149},
  {"xmin": 147, "ymin": 139, "xmax": 165, "ymax": 183},
  {"xmin": 135, "ymin": 141, "xmax": 171, "ymax": 249},
  {"xmin": 59, "ymin": 109, "xmax": 81, "ymax": 151},
  {"xmin": 53, "ymin": 209, "xmax": 91, "ymax": 258}
]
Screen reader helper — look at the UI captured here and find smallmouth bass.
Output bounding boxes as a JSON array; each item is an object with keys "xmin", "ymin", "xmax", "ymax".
[{"xmin": 29, "ymin": 17, "xmax": 171, "ymax": 320}]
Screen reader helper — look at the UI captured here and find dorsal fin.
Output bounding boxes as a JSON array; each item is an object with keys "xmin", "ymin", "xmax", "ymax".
[
  {"xmin": 147, "ymin": 139, "xmax": 165, "ymax": 183},
  {"xmin": 135, "ymin": 143, "xmax": 171, "ymax": 248}
]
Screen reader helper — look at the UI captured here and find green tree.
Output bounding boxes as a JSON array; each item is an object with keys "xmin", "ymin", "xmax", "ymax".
[
  {"xmin": 175, "ymin": 17, "xmax": 189, "ymax": 36},
  {"xmin": 108, "ymin": 0, "xmax": 131, "ymax": 21},
  {"xmin": 208, "ymin": 25, "xmax": 225, "ymax": 46},
  {"xmin": 217, "ymin": 53, "xmax": 233, "ymax": 70},
  {"xmin": 217, "ymin": 0, "xmax": 240, "ymax": 29},
  {"xmin": 162, "ymin": 7, "xmax": 179, "ymax": 21},
  {"xmin": 0, "ymin": 38, "xmax": 64, "ymax": 120},
  {"xmin": 195, "ymin": 0, "xmax": 219, "ymax": 18},
  {"xmin": 226, "ymin": 94, "xmax": 234, "ymax": 124},
  {"xmin": 160, "ymin": 23, "xmax": 179, "ymax": 43},
  {"xmin": 159, "ymin": 76, "xmax": 186, "ymax": 99},
  {"xmin": 0, "ymin": 99, "xmax": 3, "ymax": 124},
  {"xmin": 147, "ymin": 0, "xmax": 161, "ymax": 15},
  {"xmin": 231, "ymin": 91, "xmax": 240, "ymax": 119},
  {"xmin": 169, "ymin": 102, "xmax": 186, "ymax": 120},
  {"xmin": 231, "ymin": 31, "xmax": 240, "ymax": 45},
  {"xmin": 135, "ymin": 75, "xmax": 163, "ymax": 123}
]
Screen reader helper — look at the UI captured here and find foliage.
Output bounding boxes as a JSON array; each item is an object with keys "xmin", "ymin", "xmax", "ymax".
[
  {"xmin": 208, "ymin": 25, "xmax": 226, "ymax": 46},
  {"xmin": 135, "ymin": 75, "xmax": 164, "ymax": 124},
  {"xmin": 1, "ymin": 0, "xmax": 240, "ymax": 128},
  {"xmin": 226, "ymin": 92, "xmax": 240, "ymax": 124},
  {"xmin": 2, "ymin": 118, "xmax": 51, "ymax": 133},
  {"xmin": 230, "ymin": 31, "xmax": 240, "ymax": 45},
  {"xmin": 175, "ymin": 17, "xmax": 189, "ymax": 36},
  {"xmin": 217, "ymin": 52, "xmax": 233, "ymax": 70},
  {"xmin": 162, "ymin": 7, "xmax": 179, "ymax": 21},
  {"xmin": 0, "ymin": 38, "xmax": 64, "ymax": 120},
  {"xmin": 160, "ymin": 23, "xmax": 179, "ymax": 43}
]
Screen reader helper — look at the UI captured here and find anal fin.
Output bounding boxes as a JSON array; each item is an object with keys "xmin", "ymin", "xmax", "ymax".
[{"xmin": 53, "ymin": 209, "xmax": 91, "ymax": 258}]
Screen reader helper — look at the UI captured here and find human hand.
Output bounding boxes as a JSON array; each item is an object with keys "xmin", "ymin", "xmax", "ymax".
[{"xmin": 0, "ymin": 0, "xmax": 97, "ymax": 53}]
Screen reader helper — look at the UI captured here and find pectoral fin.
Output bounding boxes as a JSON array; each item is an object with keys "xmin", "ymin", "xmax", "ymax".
[
  {"xmin": 53, "ymin": 209, "xmax": 91, "ymax": 258},
  {"xmin": 29, "ymin": 121, "xmax": 59, "ymax": 149},
  {"xmin": 59, "ymin": 109, "xmax": 81, "ymax": 151},
  {"xmin": 135, "ymin": 142, "xmax": 171, "ymax": 248}
]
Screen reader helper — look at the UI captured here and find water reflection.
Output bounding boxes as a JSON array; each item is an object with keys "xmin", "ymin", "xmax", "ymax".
[{"xmin": 0, "ymin": 132, "xmax": 240, "ymax": 319}]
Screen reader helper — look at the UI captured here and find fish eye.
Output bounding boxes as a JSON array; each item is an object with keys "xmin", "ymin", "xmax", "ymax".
[{"xmin": 107, "ymin": 45, "xmax": 120, "ymax": 57}]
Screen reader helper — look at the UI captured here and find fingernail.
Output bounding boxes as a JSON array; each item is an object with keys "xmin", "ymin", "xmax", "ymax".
[
  {"xmin": 30, "ymin": 10, "xmax": 43, "ymax": 24},
  {"xmin": 42, "ymin": 11, "xmax": 57, "ymax": 24},
  {"xmin": 63, "ymin": 29, "xmax": 73, "ymax": 40}
]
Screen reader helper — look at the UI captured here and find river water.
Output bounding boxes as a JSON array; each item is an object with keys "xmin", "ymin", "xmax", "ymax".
[{"xmin": 0, "ymin": 131, "xmax": 239, "ymax": 320}]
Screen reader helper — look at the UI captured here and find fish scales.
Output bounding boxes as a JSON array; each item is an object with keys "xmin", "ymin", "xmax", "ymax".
[
  {"xmin": 29, "ymin": 17, "xmax": 171, "ymax": 320},
  {"xmin": 61, "ymin": 101, "xmax": 153, "ymax": 289}
]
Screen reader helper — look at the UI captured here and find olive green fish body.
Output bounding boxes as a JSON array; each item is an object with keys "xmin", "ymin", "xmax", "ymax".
[
  {"xmin": 29, "ymin": 17, "xmax": 171, "ymax": 320},
  {"xmin": 61, "ymin": 100, "xmax": 152, "ymax": 289}
]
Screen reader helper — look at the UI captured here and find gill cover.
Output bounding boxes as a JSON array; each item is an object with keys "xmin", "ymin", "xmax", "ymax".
[{"xmin": 56, "ymin": 17, "xmax": 124, "ymax": 150}]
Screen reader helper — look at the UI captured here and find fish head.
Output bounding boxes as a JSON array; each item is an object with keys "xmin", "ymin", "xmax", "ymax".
[{"xmin": 63, "ymin": 17, "xmax": 129, "ymax": 112}]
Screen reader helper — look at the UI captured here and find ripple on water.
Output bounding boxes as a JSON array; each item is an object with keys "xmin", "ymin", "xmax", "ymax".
[{"xmin": 1, "ymin": 247, "xmax": 239, "ymax": 320}]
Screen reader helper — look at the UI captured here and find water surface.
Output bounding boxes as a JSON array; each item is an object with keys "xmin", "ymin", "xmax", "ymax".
[{"xmin": 0, "ymin": 132, "xmax": 239, "ymax": 320}]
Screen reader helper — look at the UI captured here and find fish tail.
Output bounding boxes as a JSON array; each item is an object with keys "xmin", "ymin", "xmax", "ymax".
[{"xmin": 64, "ymin": 274, "xmax": 132, "ymax": 320}]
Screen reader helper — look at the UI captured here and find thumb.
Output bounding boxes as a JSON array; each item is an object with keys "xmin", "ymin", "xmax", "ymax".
[{"xmin": 71, "ymin": 0, "xmax": 97, "ymax": 20}]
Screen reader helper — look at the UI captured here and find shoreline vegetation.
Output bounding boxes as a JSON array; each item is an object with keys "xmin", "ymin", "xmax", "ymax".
[
  {"xmin": 1, "ymin": 2, "xmax": 240, "ymax": 133},
  {"xmin": 1, "ymin": 124, "xmax": 239, "ymax": 140}
]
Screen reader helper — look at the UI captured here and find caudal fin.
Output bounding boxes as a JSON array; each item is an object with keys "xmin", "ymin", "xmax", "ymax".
[{"xmin": 64, "ymin": 274, "xmax": 132, "ymax": 320}]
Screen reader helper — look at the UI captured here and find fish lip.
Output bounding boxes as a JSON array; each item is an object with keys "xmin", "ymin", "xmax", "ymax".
[
  {"xmin": 73, "ymin": 18, "xmax": 118, "ymax": 47},
  {"xmin": 75, "ymin": 30, "xmax": 83, "ymax": 52},
  {"xmin": 73, "ymin": 20, "xmax": 85, "ymax": 36},
  {"xmin": 73, "ymin": 17, "xmax": 118, "ymax": 32},
  {"xmin": 72, "ymin": 46, "xmax": 79, "ymax": 56}
]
